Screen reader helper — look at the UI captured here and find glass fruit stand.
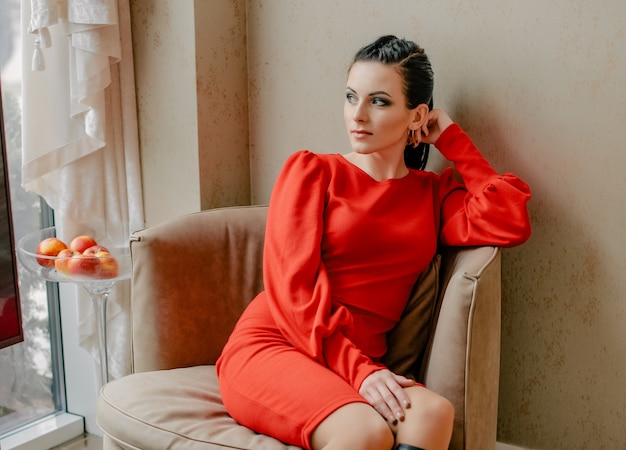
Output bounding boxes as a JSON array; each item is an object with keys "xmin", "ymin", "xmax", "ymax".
[{"xmin": 17, "ymin": 226, "xmax": 131, "ymax": 387}]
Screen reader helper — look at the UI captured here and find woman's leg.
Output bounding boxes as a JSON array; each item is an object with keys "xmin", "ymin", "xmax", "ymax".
[
  {"xmin": 218, "ymin": 298, "xmax": 371, "ymax": 448},
  {"xmin": 311, "ymin": 403, "xmax": 394, "ymax": 450},
  {"xmin": 391, "ymin": 385, "xmax": 455, "ymax": 450}
]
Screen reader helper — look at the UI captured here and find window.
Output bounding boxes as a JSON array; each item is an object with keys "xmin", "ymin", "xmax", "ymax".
[
  {"xmin": 0, "ymin": 0, "xmax": 67, "ymax": 437},
  {"xmin": 1, "ymin": 88, "xmax": 22, "ymax": 350}
]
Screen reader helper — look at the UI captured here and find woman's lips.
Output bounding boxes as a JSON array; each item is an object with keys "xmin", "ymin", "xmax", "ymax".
[{"xmin": 351, "ymin": 129, "xmax": 372, "ymax": 137}]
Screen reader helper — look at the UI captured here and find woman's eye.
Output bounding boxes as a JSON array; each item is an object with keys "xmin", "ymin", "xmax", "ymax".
[
  {"xmin": 372, "ymin": 97, "xmax": 390, "ymax": 106},
  {"xmin": 346, "ymin": 92, "xmax": 357, "ymax": 103}
]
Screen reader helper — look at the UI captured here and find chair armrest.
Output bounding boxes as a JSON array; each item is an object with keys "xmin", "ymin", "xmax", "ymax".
[
  {"xmin": 129, "ymin": 206, "xmax": 268, "ymax": 373},
  {"xmin": 423, "ymin": 246, "xmax": 501, "ymax": 450}
]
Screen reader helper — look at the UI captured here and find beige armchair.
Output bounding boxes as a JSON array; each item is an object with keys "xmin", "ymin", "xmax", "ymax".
[{"xmin": 97, "ymin": 205, "xmax": 502, "ymax": 450}]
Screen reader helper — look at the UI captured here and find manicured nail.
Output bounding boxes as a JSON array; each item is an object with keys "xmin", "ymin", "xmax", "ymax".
[{"xmin": 403, "ymin": 400, "xmax": 411, "ymax": 409}]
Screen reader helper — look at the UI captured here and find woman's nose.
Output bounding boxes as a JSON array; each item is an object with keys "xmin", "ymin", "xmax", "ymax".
[{"xmin": 352, "ymin": 102, "xmax": 367, "ymax": 122}]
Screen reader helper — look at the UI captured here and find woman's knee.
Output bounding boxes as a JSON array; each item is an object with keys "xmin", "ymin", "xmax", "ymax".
[
  {"xmin": 311, "ymin": 402, "xmax": 393, "ymax": 450},
  {"xmin": 402, "ymin": 387, "xmax": 455, "ymax": 433},
  {"xmin": 423, "ymin": 390, "xmax": 455, "ymax": 425}
]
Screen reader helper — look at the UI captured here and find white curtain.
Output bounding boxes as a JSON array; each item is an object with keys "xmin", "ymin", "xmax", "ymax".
[{"xmin": 22, "ymin": 0, "xmax": 143, "ymax": 381}]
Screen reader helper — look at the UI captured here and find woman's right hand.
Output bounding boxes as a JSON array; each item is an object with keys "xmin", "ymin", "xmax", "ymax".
[
  {"xmin": 359, "ymin": 369, "xmax": 417, "ymax": 424},
  {"xmin": 421, "ymin": 108, "xmax": 454, "ymax": 145}
]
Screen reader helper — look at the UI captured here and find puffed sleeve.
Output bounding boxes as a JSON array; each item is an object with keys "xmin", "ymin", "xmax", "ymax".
[
  {"xmin": 435, "ymin": 124, "xmax": 532, "ymax": 247},
  {"xmin": 264, "ymin": 151, "xmax": 385, "ymax": 391}
]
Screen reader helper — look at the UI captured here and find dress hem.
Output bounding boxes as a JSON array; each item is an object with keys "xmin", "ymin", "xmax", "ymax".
[{"xmin": 300, "ymin": 395, "xmax": 370, "ymax": 450}]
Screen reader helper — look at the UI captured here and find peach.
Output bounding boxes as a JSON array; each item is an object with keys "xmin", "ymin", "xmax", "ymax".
[
  {"xmin": 66, "ymin": 249, "xmax": 119, "ymax": 279},
  {"xmin": 67, "ymin": 253, "xmax": 100, "ymax": 278},
  {"xmin": 54, "ymin": 249, "xmax": 78, "ymax": 275},
  {"xmin": 83, "ymin": 245, "xmax": 110, "ymax": 256},
  {"xmin": 36, "ymin": 237, "xmax": 68, "ymax": 268},
  {"xmin": 69, "ymin": 235, "xmax": 98, "ymax": 254},
  {"xmin": 94, "ymin": 250, "xmax": 119, "ymax": 279}
]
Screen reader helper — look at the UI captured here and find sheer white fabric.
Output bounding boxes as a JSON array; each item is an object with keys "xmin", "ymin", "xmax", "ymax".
[{"xmin": 22, "ymin": 0, "xmax": 143, "ymax": 381}]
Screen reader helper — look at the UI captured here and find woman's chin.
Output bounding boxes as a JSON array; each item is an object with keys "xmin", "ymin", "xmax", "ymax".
[{"xmin": 350, "ymin": 145, "xmax": 374, "ymax": 155}]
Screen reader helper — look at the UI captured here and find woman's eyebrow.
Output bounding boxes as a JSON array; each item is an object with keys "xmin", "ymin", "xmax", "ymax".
[
  {"xmin": 369, "ymin": 90, "xmax": 392, "ymax": 97},
  {"xmin": 345, "ymin": 87, "xmax": 392, "ymax": 97}
]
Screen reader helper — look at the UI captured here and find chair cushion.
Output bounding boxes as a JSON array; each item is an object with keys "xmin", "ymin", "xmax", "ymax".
[
  {"xmin": 382, "ymin": 255, "xmax": 440, "ymax": 380},
  {"xmin": 97, "ymin": 366, "xmax": 302, "ymax": 450}
]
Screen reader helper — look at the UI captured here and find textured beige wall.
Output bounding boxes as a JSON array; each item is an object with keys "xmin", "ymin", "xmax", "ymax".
[
  {"xmin": 247, "ymin": 1, "xmax": 626, "ymax": 449},
  {"xmin": 130, "ymin": 0, "xmax": 201, "ymax": 227},
  {"xmin": 130, "ymin": 0, "xmax": 249, "ymax": 227},
  {"xmin": 195, "ymin": 0, "xmax": 250, "ymax": 210}
]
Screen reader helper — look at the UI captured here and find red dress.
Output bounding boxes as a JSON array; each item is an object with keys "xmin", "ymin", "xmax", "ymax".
[{"xmin": 216, "ymin": 124, "xmax": 531, "ymax": 449}]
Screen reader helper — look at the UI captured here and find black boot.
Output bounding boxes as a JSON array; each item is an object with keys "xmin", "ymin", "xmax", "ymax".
[{"xmin": 396, "ymin": 445, "xmax": 425, "ymax": 450}]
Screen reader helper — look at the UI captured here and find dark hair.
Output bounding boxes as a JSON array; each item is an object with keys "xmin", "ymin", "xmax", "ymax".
[{"xmin": 351, "ymin": 35, "xmax": 434, "ymax": 170}]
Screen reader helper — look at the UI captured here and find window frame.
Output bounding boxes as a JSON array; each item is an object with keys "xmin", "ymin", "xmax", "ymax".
[{"xmin": 0, "ymin": 85, "xmax": 23, "ymax": 350}]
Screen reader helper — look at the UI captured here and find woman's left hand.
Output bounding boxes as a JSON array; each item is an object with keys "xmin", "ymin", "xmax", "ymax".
[
  {"xmin": 359, "ymin": 369, "xmax": 417, "ymax": 424},
  {"xmin": 420, "ymin": 108, "xmax": 454, "ymax": 145}
]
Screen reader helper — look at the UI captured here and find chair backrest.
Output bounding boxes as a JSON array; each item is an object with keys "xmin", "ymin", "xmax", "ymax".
[
  {"xmin": 426, "ymin": 245, "xmax": 501, "ymax": 450},
  {"xmin": 130, "ymin": 206, "xmax": 268, "ymax": 372}
]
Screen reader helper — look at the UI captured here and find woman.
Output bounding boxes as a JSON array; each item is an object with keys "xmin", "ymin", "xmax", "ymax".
[{"xmin": 217, "ymin": 35, "xmax": 531, "ymax": 450}]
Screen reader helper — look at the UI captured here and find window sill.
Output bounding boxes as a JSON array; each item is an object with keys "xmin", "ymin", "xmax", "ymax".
[{"xmin": 0, "ymin": 412, "xmax": 83, "ymax": 450}]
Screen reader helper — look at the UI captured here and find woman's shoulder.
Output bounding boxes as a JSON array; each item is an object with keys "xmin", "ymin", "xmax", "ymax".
[
  {"xmin": 287, "ymin": 150, "xmax": 340, "ymax": 161},
  {"xmin": 276, "ymin": 151, "xmax": 336, "ymax": 186},
  {"xmin": 407, "ymin": 166, "xmax": 443, "ymax": 184},
  {"xmin": 283, "ymin": 150, "xmax": 343, "ymax": 172}
]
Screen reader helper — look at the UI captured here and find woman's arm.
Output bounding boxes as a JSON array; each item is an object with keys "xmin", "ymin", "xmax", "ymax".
[
  {"xmin": 264, "ymin": 151, "xmax": 385, "ymax": 390},
  {"xmin": 423, "ymin": 110, "xmax": 532, "ymax": 247}
]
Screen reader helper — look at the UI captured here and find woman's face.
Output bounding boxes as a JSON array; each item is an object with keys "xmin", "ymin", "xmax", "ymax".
[{"xmin": 344, "ymin": 61, "xmax": 416, "ymax": 156}]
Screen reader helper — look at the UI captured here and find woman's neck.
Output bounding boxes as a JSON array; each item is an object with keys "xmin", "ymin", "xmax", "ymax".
[{"xmin": 343, "ymin": 151, "xmax": 409, "ymax": 181}]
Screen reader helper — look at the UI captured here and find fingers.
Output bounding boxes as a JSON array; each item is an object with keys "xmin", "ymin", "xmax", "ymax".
[
  {"xmin": 420, "ymin": 108, "xmax": 454, "ymax": 144},
  {"xmin": 394, "ymin": 373, "xmax": 418, "ymax": 391},
  {"xmin": 421, "ymin": 120, "xmax": 430, "ymax": 137},
  {"xmin": 424, "ymin": 109, "xmax": 443, "ymax": 134},
  {"xmin": 420, "ymin": 110, "xmax": 438, "ymax": 143},
  {"xmin": 360, "ymin": 370, "xmax": 416, "ymax": 425}
]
